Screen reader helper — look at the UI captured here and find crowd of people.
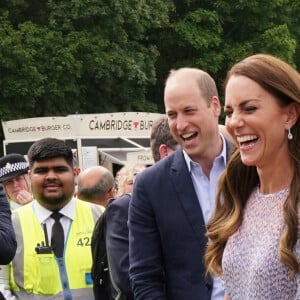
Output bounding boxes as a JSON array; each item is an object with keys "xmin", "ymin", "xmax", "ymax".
[{"xmin": 0, "ymin": 53, "xmax": 299, "ymax": 300}]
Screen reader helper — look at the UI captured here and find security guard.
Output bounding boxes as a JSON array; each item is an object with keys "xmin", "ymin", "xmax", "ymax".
[{"xmin": 10, "ymin": 138, "xmax": 103, "ymax": 299}]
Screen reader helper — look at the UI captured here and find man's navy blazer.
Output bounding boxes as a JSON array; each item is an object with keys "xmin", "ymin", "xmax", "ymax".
[{"xmin": 129, "ymin": 142, "xmax": 231, "ymax": 300}]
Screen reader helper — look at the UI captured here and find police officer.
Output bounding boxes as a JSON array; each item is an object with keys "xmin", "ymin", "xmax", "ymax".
[
  {"xmin": 0, "ymin": 184, "xmax": 17, "ymax": 300},
  {"xmin": 0, "ymin": 154, "xmax": 32, "ymax": 300},
  {"xmin": 0, "ymin": 153, "xmax": 32, "ymax": 210}
]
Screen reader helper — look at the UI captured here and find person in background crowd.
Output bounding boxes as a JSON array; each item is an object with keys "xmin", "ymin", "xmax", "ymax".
[
  {"xmin": 0, "ymin": 153, "xmax": 32, "ymax": 210},
  {"xmin": 129, "ymin": 67, "xmax": 232, "ymax": 300},
  {"xmin": 0, "ymin": 154, "xmax": 33, "ymax": 300},
  {"xmin": 205, "ymin": 54, "xmax": 300, "ymax": 299},
  {"xmin": 72, "ymin": 153, "xmax": 81, "ymax": 197},
  {"xmin": 0, "ymin": 184, "xmax": 17, "ymax": 300},
  {"xmin": 77, "ymin": 165, "xmax": 115, "ymax": 208},
  {"xmin": 150, "ymin": 116, "xmax": 180, "ymax": 163},
  {"xmin": 9, "ymin": 138, "xmax": 102, "ymax": 299},
  {"xmin": 115, "ymin": 163, "xmax": 146, "ymax": 197}
]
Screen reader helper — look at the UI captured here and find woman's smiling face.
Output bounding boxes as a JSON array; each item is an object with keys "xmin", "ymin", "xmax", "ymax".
[{"xmin": 224, "ymin": 75, "xmax": 291, "ymax": 167}]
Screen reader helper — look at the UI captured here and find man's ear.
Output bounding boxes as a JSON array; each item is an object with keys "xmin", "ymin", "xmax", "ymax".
[
  {"xmin": 159, "ymin": 144, "xmax": 169, "ymax": 160},
  {"xmin": 211, "ymin": 96, "xmax": 221, "ymax": 117}
]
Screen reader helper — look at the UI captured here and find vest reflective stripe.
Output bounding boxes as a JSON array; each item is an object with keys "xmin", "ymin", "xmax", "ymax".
[{"xmin": 11, "ymin": 199, "xmax": 102, "ymax": 299}]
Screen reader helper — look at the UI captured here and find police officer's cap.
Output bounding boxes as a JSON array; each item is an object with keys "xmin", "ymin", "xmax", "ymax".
[{"xmin": 0, "ymin": 153, "xmax": 29, "ymax": 183}]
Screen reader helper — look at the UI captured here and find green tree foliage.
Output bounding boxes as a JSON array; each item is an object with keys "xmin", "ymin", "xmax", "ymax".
[
  {"xmin": 0, "ymin": 0, "xmax": 299, "ymax": 123},
  {"xmin": 0, "ymin": 0, "xmax": 171, "ymax": 121},
  {"xmin": 285, "ymin": 0, "xmax": 300, "ymax": 67},
  {"xmin": 212, "ymin": 0, "xmax": 296, "ymax": 69},
  {"xmin": 150, "ymin": 0, "xmax": 297, "ymax": 114}
]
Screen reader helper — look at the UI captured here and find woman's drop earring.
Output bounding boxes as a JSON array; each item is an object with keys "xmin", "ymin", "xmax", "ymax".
[{"xmin": 288, "ymin": 128, "xmax": 293, "ymax": 140}]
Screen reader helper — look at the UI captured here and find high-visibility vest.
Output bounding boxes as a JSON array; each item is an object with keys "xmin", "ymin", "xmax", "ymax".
[{"xmin": 10, "ymin": 199, "xmax": 102, "ymax": 300}]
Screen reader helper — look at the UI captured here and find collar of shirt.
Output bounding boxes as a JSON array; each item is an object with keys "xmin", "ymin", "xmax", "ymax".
[
  {"xmin": 183, "ymin": 133, "xmax": 227, "ymax": 172},
  {"xmin": 182, "ymin": 133, "xmax": 226, "ymax": 225},
  {"xmin": 33, "ymin": 198, "xmax": 76, "ymax": 225}
]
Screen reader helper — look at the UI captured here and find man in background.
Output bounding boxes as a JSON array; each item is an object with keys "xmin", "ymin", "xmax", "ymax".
[
  {"xmin": 150, "ymin": 116, "xmax": 179, "ymax": 163},
  {"xmin": 77, "ymin": 165, "xmax": 115, "ymax": 208}
]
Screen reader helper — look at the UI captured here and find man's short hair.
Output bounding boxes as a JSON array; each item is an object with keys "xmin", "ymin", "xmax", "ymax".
[
  {"xmin": 166, "ymin": 67, "xmax": 219, "ymax": 106},
  {"xmin": 27, "ymin": 138, "xmax": 74, "ymax": 168},
  {"xmin": 150, "ymin": 117, "xmax": 178, "ymax": 163}
]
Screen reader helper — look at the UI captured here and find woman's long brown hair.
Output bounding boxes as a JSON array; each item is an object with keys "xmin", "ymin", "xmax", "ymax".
[{"xmin": 205, "ymin": 54, "xmax": 300, "ymax": 276}]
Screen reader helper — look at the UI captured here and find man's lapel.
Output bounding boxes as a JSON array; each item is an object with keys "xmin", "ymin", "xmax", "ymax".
[{"xmin": 169, "ymin": 150, "xmax": 208, "ymax": 242}]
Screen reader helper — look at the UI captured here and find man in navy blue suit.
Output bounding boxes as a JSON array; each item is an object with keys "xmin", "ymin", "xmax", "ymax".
[{"xmin": 129, "ymin": 67, "xmax": 232, "ymax": 300}]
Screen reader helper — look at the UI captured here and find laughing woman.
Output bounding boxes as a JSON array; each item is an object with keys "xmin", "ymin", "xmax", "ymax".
[{"xmin": 205, "ymin": 54, "xmax": 300, "ymax": 300}]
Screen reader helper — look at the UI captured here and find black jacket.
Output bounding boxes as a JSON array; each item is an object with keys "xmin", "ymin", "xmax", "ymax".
[
  {"xmin": 106, "ymin": 194, "xmax": 133, "ymax": 300},
  {"xmin": 0, "ymin": 183, "xmax": 17, "ymax": 264}
]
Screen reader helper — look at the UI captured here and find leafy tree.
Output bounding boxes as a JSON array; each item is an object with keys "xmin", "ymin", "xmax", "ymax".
[
  {"xmin": 0, "ymin": 0, "xmax": 299, "ymax": 124},
  {"xmin": 285, "ymin": 0, "xmax": 300, "ymax": 67},
  {"xmin": 150, "ymin": 0, "xmax": 297, "ymax": 115},
  {"xmin": 0, "ymin": 0, "xmax": 171, "ymax": 121},
  {"xmin": 212, "ymin": 0, "xmax": 296, "ymax": 69}
]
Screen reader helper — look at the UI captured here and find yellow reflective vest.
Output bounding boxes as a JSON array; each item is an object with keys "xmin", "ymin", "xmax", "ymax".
[{"xmin": 10, "ymin": 199, "xmax": 102, "ymax": 300}]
